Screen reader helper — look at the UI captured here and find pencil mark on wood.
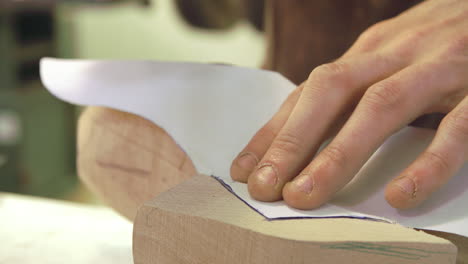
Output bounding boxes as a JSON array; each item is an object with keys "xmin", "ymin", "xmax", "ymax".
[
  {"xmin": 145, "ymin": 208, "xmax": 157, "ymax": 228},
  {"xmin": 321, "ymin": 242, "xmax": 452, "ymax": 260},
  {"xmin": 96, "ymin": 160, "xmax": 151, "ymax": 177},
  {"xmin": 93, "ymin": 117, "xmax": 189, "ymax": 171},
  {"xmin": 92, "ymin": 117, "xmax": 158, "ymax": 154}
]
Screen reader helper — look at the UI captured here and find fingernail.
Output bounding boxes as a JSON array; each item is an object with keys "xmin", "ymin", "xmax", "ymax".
[
  {"xmin": 236, "ymin": 152, "xmax": 258, "ymax": 172},
  {"xmin": 253, "ymin": 164, "xmax": 278, "ymax": 186},
  {"xmin": 393, "ymin": 177, "xmax": 416, "ymax": 197},
  {"xmin": 292, "ymin": 175, "xmax": 314, "ymax": 194}
]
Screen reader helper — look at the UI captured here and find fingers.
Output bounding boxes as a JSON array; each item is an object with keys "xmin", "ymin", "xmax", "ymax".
[
  {"xmin": 386, "ymin": 95, "xmax": 468, "ymax": 209},
  {"xmin": 230, "ymin": 84, "xmax": 304, "ymax": 183},
  {"xmin": 246, "ymin": 54, "xmax": 406, "ymax": 202},
  {"xmin": 282, "ymin": 61, "xmax": 458, "ymax": 209}
]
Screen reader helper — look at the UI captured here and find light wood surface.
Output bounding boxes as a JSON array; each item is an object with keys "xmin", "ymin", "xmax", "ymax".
[
  {"xmin": 77, "ymin": 106, "xmax": 196, "ymax": 220},
  {"xmin": 133, "ymin": 174, "xmax": 466, "ymax": 264}
]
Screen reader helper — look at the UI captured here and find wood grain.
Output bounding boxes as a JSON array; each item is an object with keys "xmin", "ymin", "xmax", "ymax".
[
  {"xmin": 77, "ymin": 106, "xmax": 196, "ymax": 220},
  {"xmin": 133, "ymin": 174, "xmax": 463, "ymax": 264}
]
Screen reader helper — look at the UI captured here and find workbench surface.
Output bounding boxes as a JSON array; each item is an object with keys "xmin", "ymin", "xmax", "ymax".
[{"xmin": 0, "ymin": 192, "xmax": 133, "ymax": 264}]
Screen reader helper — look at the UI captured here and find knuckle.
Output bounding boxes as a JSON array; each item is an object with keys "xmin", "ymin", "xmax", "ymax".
[
  {"xmin": 404, "ymin": 28, "xmax": 429, "ymax": 43},
  {"xmin": 307, "ymin": 62, "xmax": 350, "ymax": 93},
  {"xmin": 270, "ymin": 132, "xmax": 303, "ymax": 156},
  {"xmin": 423, "ymin": 151, "xmax": 450, "ymax": 172},
  {"xmin": 444, "ymin": 34, "xmax": 468, "ymax": 56},
  {"xmin": 363, "ymin": 79, "xmax": 404, "ymax": 114},
  {"xmin": 386, "ymin": 45, "xmax": 411, "ymax": 59},
  {"xmin": 356, "ymin": 22, "xmax": 386, "ymax": 50},
  {"xmin": 389, "ymin": 29, "xmax": 428, "ymax": 57},
  {"xmin": 319, "ymin": 145, "xmax": 348, "ymax": 169},
  {"xmin": 442, "ymin": 107, "xmax": 468, "ymax": 138}
]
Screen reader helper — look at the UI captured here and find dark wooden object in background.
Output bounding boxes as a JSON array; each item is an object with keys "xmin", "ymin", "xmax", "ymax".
[
  {"xmin": 174, "ymin": 0, "xmax": 421, "ymax": 85},
  {"xmin": 265, "ymin": 0, "xmax": 422, "ymax": 84}
]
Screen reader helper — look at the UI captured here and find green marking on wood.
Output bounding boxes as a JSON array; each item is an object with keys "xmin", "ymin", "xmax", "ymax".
[{"xmin": 321, "ymin": 242, "xmax": 452, "ymax": 260}]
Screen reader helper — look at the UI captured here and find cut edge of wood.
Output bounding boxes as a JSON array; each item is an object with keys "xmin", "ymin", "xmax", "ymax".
[{"xmin": 133, "ymin": 175, "xmax": 462, "ymax": 264}]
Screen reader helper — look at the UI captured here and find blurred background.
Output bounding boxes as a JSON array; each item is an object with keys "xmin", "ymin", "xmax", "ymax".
[{"xmin": 0, "ymin": 0, "xmax": 265, "ymax": 204}]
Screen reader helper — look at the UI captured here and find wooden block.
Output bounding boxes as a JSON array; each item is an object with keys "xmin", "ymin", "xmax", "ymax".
[
  {"xmin": 77, "ymin": 106, "xmax": 196, "ymax": 220},
  {"xmin": 133, "ymin": 174, "xmax": 465, "ymax": 264}
]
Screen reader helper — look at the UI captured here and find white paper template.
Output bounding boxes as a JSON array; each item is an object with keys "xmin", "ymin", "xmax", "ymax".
[{"xmin": 40, "ymin": 58, "xmax": 468, "ymax": 237}]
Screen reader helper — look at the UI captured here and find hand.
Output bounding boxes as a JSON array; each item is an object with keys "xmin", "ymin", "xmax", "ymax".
[{"xmin": 230, "ymin": 0, "xmax": 468, "ymax": 210}]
